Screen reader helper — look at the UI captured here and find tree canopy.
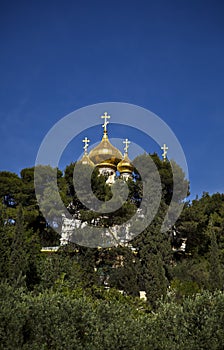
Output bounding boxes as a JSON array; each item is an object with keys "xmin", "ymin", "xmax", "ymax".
[{"xmin": 0, "ymin": 154, "xmax": 224, "ymax": 348}]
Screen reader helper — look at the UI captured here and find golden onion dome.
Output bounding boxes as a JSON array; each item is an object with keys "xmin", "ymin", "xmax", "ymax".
[
  {"xmin": 80, "ymin": 136, "xmax": 95, "ymax": 167},
  {"xmin": 97, "ymin": 157, "xmax": 117, "ymax": 171},
  {"xmin": 80, "ymin": 153, "xmax": 95, "ymax": 167},
  {"xmin": 89, "ymin": 133, "xmax": 122, "ymax": 165},
  {"xmin": 117, "ymin": 153, "xmax": 134, "ymax": 174}
]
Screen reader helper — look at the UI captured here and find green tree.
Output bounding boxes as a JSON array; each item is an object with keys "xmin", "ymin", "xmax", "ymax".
[
  {"xmin": 171, "ymin": 257, "xmax": 209, "ymax": 299},
  {"xmin": 0, "ymin": 204, "xmax": 41, "ymax": 289},
  {"xmin": 208, "ymin": 221, "xmax": 223, "ymax": 291},
  {"xmin": 98, "ymin": 246, "xmax": 140, "ymax": 296},
  {"xmin": 143, "ymin": 252, "xmax": 168, "ymax": 308},
  {"xmin": 0, "ymin": 171, "xmax": 22, "ymax": 208},
  {"xmin": 8, "ymin": 205, "xmax": 28, "ymax": 286},
  {"xmin": 0, "ymin": 204, "xmax": 14, "ymax": 280}
]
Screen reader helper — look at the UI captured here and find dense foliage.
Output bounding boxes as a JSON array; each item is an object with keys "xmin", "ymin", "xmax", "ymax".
[
  {"xmin": 1, "ymin": 282, "xmax": 224, "ymax": 350},
  {"xmin": 0, "ymin": 154, "xmax": 224, "ymax": 349}
]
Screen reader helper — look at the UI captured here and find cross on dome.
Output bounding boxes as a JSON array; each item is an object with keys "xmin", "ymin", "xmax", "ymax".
[
  {"xmin": 101, "ymin": 112, "xmax": 110, "ymax": 133},
  {"xmin": 82, "ymin": 137, "xmax": 90, "ymax": 154},
  {"xmin": 161, "ymin": 143, "xmax": 168, "ymax": 160},
  {"xmin": 123, "ymin": 138, "xmax": 130, "ymax": 154}
]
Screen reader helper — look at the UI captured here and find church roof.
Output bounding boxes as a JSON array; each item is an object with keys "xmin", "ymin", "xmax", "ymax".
[
  {"xmin": 117, "ymin": 152, "xmax": 134, "ymax": 174},
  {"xmin": 89, "ymin": 133, "xmax": 122, "ymax": 165},
  {"xmin": 80, "ymin": 153, "xmax": 94, "ymax": 167},
  {"xmin": 80, "ymin": 136, "xmax": 95, "ymax": 166},
  {"xmin": 88, "ymin": 112, "xmax": 122, "ymax": 165}
]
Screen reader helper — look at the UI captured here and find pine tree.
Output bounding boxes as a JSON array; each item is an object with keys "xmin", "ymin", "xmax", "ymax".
[
  {"xmin": 9, "ymin": 205, "xmax": 28, "ymax": 286},
  {"xmin": 208, "ymin": 220, "xmax": 223, "ymax": 291},
  {"xmin": 0, "ymin": 204, "xmax": 13, "ymax": 280},
  {"xmin": 134, "ymin": 216, "xmax": 170, "ymax": 308},
  {"xmin": 143, "ymin": 252, "xmax": 168, "ymax": 308}
]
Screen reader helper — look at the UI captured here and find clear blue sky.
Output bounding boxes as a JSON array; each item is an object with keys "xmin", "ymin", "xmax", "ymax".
[{"xmin": 0, "ymin": 0, "xmax": 224, "ymax": 200}]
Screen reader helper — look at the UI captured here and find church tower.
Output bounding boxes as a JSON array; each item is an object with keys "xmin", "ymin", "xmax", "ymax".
[
  {"xmin": 80, "ymin": 137, "xmax": 94, "ymax": 166},
  {"xmin": 88, "ymin": 112, "xmax": 122, "ymax": 184},
  {"xmin": 117, "ymin": 138, "xmax": 134, "ymax": 180}
]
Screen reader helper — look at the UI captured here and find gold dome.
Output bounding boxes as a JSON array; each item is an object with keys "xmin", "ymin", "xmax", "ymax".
[
  {"xmin": 89, "ymin": 133, "xmax": 122, "ymax": 165},
  {"xmin": 97, "ymin": 157, "xmax": 117, "ymax": 171},
  {"xmin": 117, "ymin": 153, "xmax": 134, "ymax": 174},
  {"xmin": 80, "ymin": 136, "xmax": 95, "ymax": 167},
  {"xmin": 80, "ymin": 153, "xmax": 95, "ymax": 167}
]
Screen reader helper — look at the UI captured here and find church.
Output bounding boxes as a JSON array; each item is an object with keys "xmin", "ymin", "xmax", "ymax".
[
  {"xmin": 60, "ymin": 112, "xmax": 136, "ymax": 246},
  {"xmin": 80, "ymin": 112, "xmax": 135, "ymax": 184},
  {"xmin": 60, "ymin": 112, "xmax": 169, "ymax": 247}
]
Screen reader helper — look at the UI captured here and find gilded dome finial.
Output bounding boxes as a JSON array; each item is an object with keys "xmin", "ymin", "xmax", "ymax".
[
  {"xmin": 161, "ymin": 143, "xmax": 168, "ymax": 161},
  {"xmin": 101, "ymin": 112, "xmax": 110, "ymax": 139},
  {"xmin": 123, "ymin": 138, "xmax": 130, "ymax": 155},
  {"xmin": 81, "ymin": 137, "xmax": 94, "ymax": 166},
  {"xmin": 82, "ymin": 137, "xmax": 90, "ymax": 155},
  {"xmin": 117, "ymin": 139, "xmax": 134, "ymax": 175}
]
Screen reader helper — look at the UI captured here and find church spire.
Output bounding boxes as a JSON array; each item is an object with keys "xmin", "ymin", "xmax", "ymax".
[
  {"xmin": 123, "ymin": 138, "xmax": 130, "ymax": 156},
  {"xmin": 81, "ymin": 137, "xmax": 94, "ymax": 166},
  {"xmin": 117, "ymin": 138, "xmax": 133, "ymax": 179},
  {"xmin": 161, "ymin": 143, "xmax": 168, "ymax": 161},
  {"xmin": 82, "ymin": 137, "xmax": 90, "ymax": 155},
  {"xmin": 101, "ymin": 112, "xmax": 110, "ymax": 140}
]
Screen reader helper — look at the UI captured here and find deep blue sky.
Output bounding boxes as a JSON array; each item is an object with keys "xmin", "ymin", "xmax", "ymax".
[{"xmin": 0, "ymin": 0, "xmax": 224, "ymax": 200}]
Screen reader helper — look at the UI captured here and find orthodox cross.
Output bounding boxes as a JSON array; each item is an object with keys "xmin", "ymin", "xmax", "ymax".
[
  {"xmin": 82, "ymin": 137, "xmax": 90, "ymax": 154},
  {"xmin": 123, "ymin": 138, "xmax": 130, "ymax": 154},
  {"xmin": 101, "ymin": 112, "xmax": 110, "ymax": 133},
  {"xmin": 161, "ymin": 143, "xmax": 168, "ymax": 160}
]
